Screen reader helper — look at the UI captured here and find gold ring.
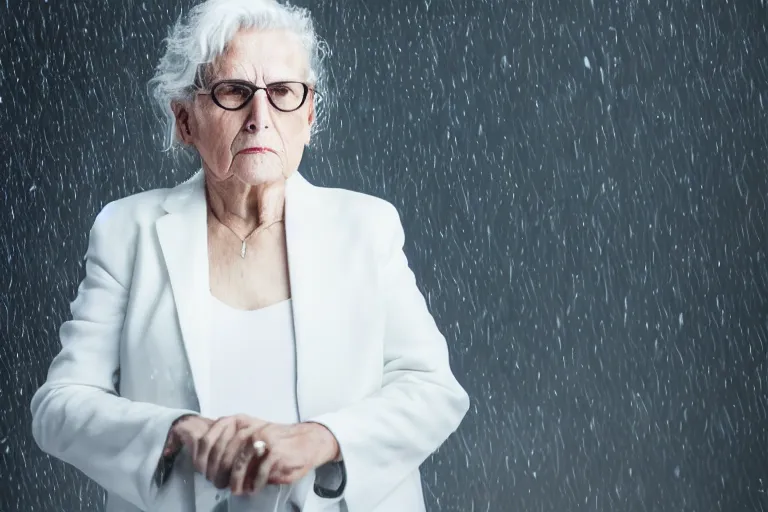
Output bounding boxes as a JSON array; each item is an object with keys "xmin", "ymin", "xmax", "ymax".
[{"xmin": 252, "ymin": 439, "xmax": 267, "ymax": 457}]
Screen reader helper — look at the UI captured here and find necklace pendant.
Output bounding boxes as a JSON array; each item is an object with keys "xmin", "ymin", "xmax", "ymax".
[{"xmin": 240, "ymin": 240, "xmax": 247, "ymax": 259}]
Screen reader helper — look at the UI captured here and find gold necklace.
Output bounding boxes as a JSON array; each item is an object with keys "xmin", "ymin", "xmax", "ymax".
[{"xmin": 208, "ymin": 208, "xmax": 283, "ymax": 259}]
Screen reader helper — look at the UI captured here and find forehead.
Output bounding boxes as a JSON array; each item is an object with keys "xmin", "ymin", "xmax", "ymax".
[{"xmin": 212, "ymin": 28, "xmax": 309, "ymax": 82}]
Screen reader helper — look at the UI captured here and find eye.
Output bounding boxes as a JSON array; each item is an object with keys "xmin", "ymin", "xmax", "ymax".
[
  {"xmin": 219, "ymin": 84, "xmax": 251, "ymax": 97},
  {"xmin": 268, "ymin": 85, "xmax": 291, "ymax": 97}
]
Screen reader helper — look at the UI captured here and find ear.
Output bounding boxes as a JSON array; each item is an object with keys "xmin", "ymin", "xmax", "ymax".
[
  {"xmin": 171, "ymin": 101, "xmax": 193, "ymax": 145},
  {"xmin": 305, "ymin": 94, "xmax": 316, "ymax": 145}
]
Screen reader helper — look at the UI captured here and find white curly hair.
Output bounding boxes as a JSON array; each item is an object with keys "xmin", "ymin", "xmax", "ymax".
[{"xmin": 148, "ymin": 0, "xmax": 331, "ymax": 154}]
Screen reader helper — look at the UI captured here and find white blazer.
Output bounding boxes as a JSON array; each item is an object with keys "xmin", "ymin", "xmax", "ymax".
[{"xmin": 30, "ymin": 169, "xmax": 470, "ymax": 512}]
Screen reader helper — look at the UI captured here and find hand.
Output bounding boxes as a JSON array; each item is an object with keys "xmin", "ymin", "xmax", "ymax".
[
  {"xmin": 223, "ymin": 417, "xmax": 340, "ymax": 496},
  {"xmin": 162, "ymin": 414, "xmax": 216, "ymax": 459},
  {"xmin": 167, "ymin": 414, "xmax": 267, "ymax": 489},
  {"xmin": 165, "ymin": 414, "xmax": 339, "ymax": 494}
]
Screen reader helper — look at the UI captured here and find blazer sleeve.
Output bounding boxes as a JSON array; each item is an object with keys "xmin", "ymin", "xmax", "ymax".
[
  {"xmin": 307, "ymin": 201, "xmax": 470, "ymax": 510},
  {"xmin": 30, "ymin": 204, "xmax": 199, "ymax": 511}
]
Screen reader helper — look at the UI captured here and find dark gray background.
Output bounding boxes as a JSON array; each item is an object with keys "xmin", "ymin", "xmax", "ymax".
[{"xmin": 1, "ymin": 0, "xmax": 767, "ymax": 510}]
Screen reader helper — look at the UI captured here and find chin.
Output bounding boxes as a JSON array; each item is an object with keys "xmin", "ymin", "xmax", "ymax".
[{"xmin": 235, "ymin": 166, "xmax": 285, "ymax": 186}]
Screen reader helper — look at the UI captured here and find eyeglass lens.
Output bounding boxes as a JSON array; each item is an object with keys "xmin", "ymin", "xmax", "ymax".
[{"xmin": 213, "ymin": 82, "xmax": 306, "ymax": 111}]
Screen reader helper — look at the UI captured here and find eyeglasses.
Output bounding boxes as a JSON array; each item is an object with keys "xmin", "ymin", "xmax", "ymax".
[{"xmin": 196, "ymin": 80, "xmax": 316, "ymax": 112}]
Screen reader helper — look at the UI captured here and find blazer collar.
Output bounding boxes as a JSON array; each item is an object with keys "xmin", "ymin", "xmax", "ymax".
[{"xmin": 155, "ymin": 168, "xmax": 321, "ymax": 416}]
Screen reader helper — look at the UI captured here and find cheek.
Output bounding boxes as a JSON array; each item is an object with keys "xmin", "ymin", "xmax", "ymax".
[
  {"xmin": 196, "ymin": 112, "xmax": 240, "ymax": 165},
  {"xmin": 286, "ymin": 115, "xmax": 311, "ymax": 146},
  {"xmin": 284, "ymin": 137, "xmax": 307, "ymax": 171},
  {"xmin": 281, "ymin": 124, "xmax": 305, "ymax": 153}
]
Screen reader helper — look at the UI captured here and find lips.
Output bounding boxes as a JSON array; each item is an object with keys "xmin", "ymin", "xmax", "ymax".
[{"xmin": 239, "ymin": 147, "xmax": 275, "ymax": 155}]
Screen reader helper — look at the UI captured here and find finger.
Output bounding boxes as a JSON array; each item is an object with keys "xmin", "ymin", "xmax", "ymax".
[
  {"xmin": 234, "ymin": 414, "xmax": 267, "ymax": 431},
  {"xmin": 175, "ymin": 417, "xmax": 213, "ymax": 462},
  {"xmin": 267, "ymin": 465, "xmax": 292, "ymax": 485},
  {"xmin": 207, "ymin": 421, "xmax": 238, "ymax": 486},
  {"xmin": 163, "ymin": 431, "xmax": 182, "ymax": 457},
  {"xmin": 267, "ymin": 458, "xmax": 308, "ymax": 486},
  {"xmin": 219, "ymin": 425, "xmax": 259, "ymax": 489},
  {"xmin": 229, "ymin": 432, "xmax": 267, "ymax": 496},
  {"xmin": 250, "ymin": 451, "xmax": 278, "ymax": 495},
  {"xmin": 189, "ymin": 418, "xmax": 230, "ymax": 477}
]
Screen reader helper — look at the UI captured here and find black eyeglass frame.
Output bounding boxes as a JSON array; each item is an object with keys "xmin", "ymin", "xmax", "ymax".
[{"xmin": 196, "ymin": 79, "xmax": 319, "ymax": 112}]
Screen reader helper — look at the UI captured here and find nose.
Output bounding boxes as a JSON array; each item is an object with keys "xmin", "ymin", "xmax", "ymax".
[{"xmin": 244, "ymin": 89, "xmax": 271, "ymax": 133}]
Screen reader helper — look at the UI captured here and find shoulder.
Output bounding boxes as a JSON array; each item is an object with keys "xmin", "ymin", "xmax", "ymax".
[
  {"xmin": 91, "ymin": 187, "xmax": 171, "ymax": 233},
  {"xmin": 80, "ymin": 187, "xmax": 172, "ymax": 287},
  {"xmin": 313, "ymin": 185, "xmax": 402, "ymax": 233},
  {"xmin": 85, "ymin": 187, "xmax": 172, "ymax": 274},
  {"xmin": 306, "ymin": 183, "xmax": 408, "ymax": 267}
]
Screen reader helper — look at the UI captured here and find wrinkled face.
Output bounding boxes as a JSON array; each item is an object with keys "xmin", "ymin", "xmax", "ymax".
[{"xmin": 173, "ymin": 28, "xmax": 314, "ymax": 186}]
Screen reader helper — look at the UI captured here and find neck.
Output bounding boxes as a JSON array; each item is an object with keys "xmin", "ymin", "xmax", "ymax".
[{"xmin": 204, "ymin": 175, "xmax": 286, "ymax": 235}]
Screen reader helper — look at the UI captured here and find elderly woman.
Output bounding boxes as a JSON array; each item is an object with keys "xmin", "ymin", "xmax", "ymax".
[{"xmin": 30, "ymin": 0, "xmax": 468, "ymax": 511}]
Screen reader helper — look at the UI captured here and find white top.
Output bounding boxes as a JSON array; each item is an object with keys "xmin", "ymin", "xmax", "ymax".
[{"xmin": 207, "ymin": 294, "xmax": 314, "ymax": 512}]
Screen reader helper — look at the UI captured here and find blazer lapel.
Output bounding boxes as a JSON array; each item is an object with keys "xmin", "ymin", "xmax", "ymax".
[
  {"xmin": 156, "ymin": 170, "xmax": 212, "ymax": 415},
  {"xmin": 284, "ymin": 173, "xmax": 329, "ymax": 421},
  {"xmin": 285, "ymin": 175, "xmax": 374, "ymax": 421}
]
